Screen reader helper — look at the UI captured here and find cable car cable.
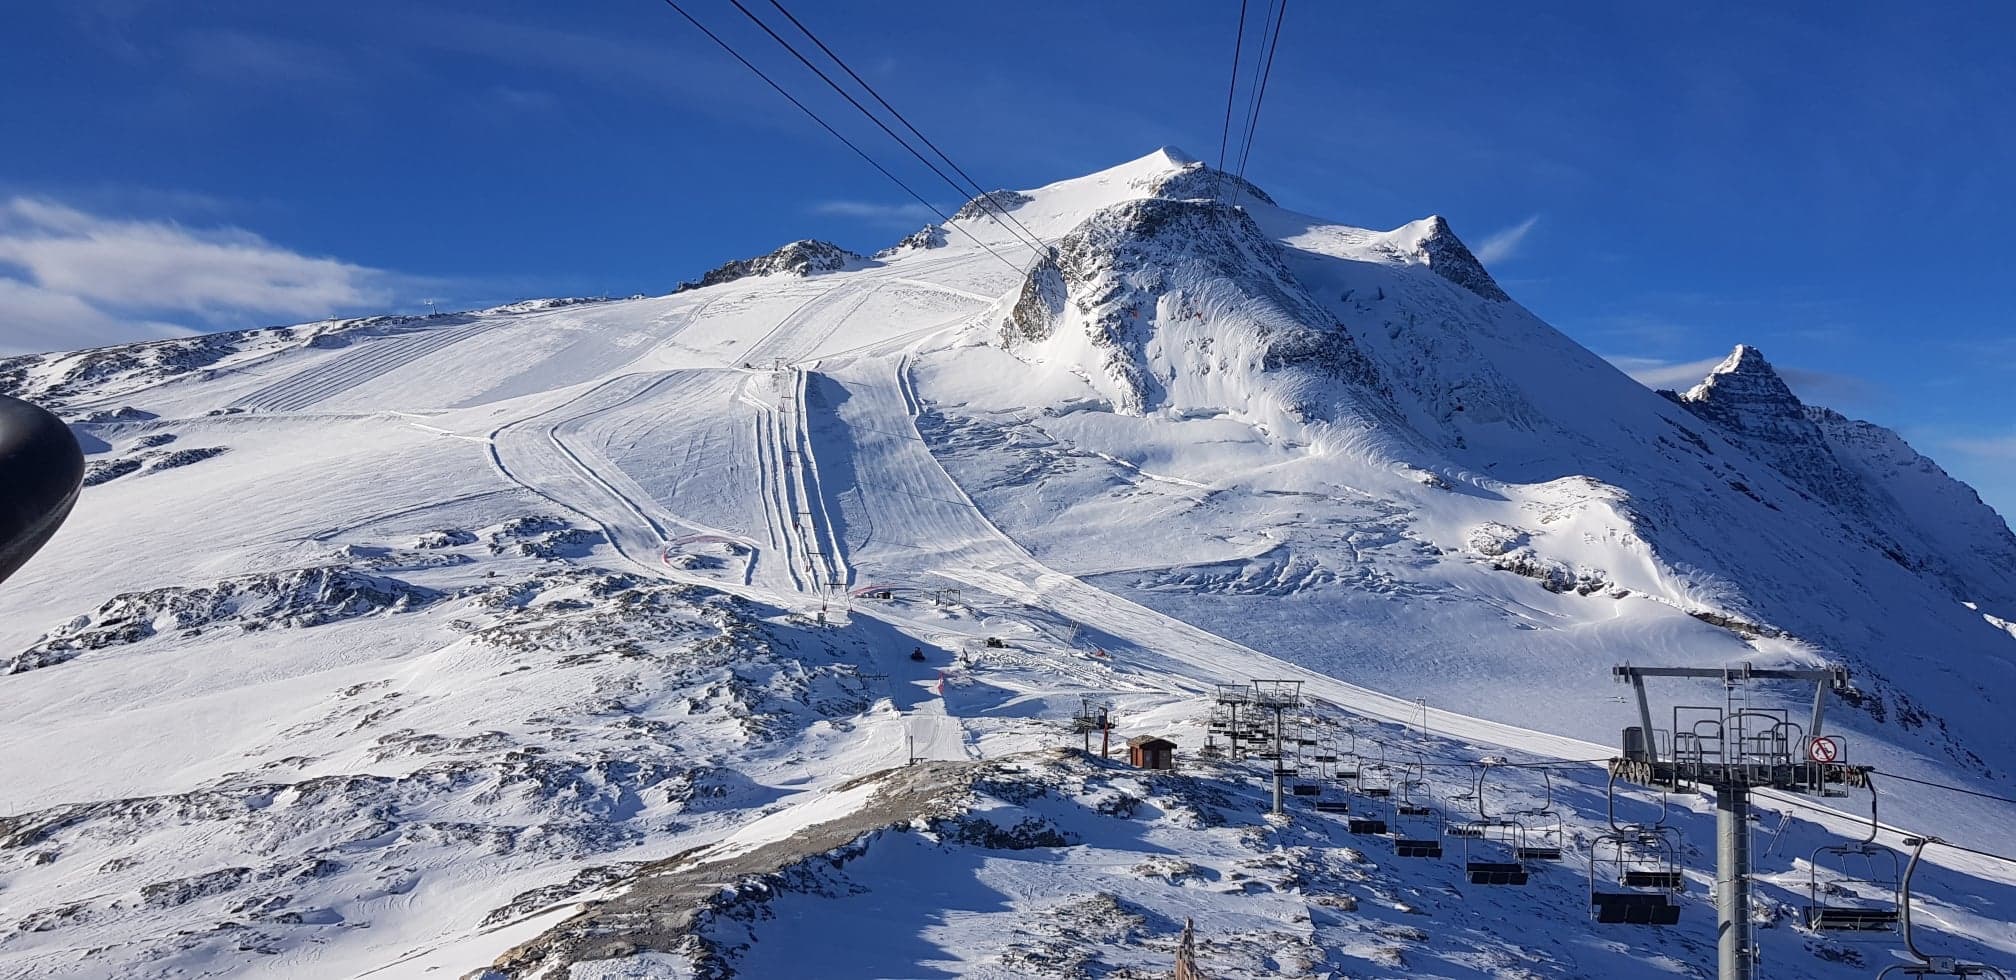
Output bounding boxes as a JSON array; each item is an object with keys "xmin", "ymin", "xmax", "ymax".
[
  {"xmin": 761, "ymin": 0, "xmax": 1050, "ymax": 257},
  {"xmin": 723, "ymin": 0, "xmax": 1049, "ymax": 262},
  {"xmin": 1230, "ymin": 0, "xmax": 1288, "ymax": 206},
  {"xmin": 1211, "ymin": 0, "xmax": 1252, "ymax": 203},
  {"xmin": 1870, "ymin": 769, "xmax": 2016, "ymax": 806},
  {"xmin": 655, "ymin": 0, "xmax": 1026, "ymax": 276}
]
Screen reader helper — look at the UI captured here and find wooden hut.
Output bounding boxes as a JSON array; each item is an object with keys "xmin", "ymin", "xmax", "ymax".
[{"xmin": 1127, "ymin": 735, "xmax": 1177, "ymax": 770}]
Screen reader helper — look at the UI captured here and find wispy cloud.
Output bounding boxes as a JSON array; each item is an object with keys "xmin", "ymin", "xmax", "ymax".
[
  {"xmin": 0, "ymin": 197, "xmax": 422, "ymax": 355},
  {"xmin": 1605, "ymin": 354, "xmax": 1724, "ymax": 391},
  {"xmin": 1604, "ymin": 351, "xmax": 1881, "ymax": 407},
  {"xmin": 811, "ymin": 200, "xmax": 938, "ymax": 228},
  {"xmin": 1475, "ymin": 214, "xmax": 1540, "ymax": 265},
  {"xmin": 1950, "ymin": 434, "xmax": 2016, "ymax": 460}
]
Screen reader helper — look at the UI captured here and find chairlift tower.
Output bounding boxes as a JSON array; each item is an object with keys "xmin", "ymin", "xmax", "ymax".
[
  {"xmin": 1250, "ymin": 680, "xmax": 1303, "ymax": 816},
  {"xmin": 1072, "ymin": 696, "xmax": 1114, "ymax": 757},
  {"xmin": 1610, "ymin": 662, "xmax": 1854, "ymax": 980},
  {"xmin": 1213, "ymin": 683, "xmax": 1253, "ymax": 762}
]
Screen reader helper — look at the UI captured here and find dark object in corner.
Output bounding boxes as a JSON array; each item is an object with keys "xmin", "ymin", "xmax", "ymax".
[{"xmin": 0, "ymin": 394, "xmax": 84, "ymax": 585}]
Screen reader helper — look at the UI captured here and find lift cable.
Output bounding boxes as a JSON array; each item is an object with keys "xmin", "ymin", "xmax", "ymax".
[
  {"xmin": 1751, "ymin": 787, "xmax": 2016, "ymax": 867},
  {"xmin": 655, "ymin": 0, "xmax": 1026, "ymax": 276},
  {"xmin": 761, "ymin": 0, "xmax": 1050, "ymax": 257},
  {"xmin": 1211, "ymin": 0, "xmax": 1252, "ymax": 203},
  {"xmin": 1229, "ymin": 0, "xmax": 1289, "ymax": 206},
  {"xmin": 1870, "ymin": 769, "xmax": 2016, "ymax": 807},
  {"xmin": 724, "ymin": 0, "xmax": 1049, "ymax": 262}
]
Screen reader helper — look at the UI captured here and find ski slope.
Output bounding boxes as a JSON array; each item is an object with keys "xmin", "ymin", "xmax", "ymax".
[{"xmin": 0, "ymin": 148, "xmax": 2011, "ymax": 978}]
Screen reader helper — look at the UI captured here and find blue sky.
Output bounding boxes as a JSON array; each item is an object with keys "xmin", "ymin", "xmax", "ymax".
[{"xmin": 2, "ymin": 1, "xmax": 2012, "ymax": 517}]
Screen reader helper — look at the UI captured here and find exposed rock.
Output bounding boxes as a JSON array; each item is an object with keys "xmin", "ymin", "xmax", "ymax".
[
  {"xmin": 674, "ymin": 240, "xmax": 862, "ymax": 293},
  {"xmin": 1394, "ymin": 216, "xmax": 1510, "ymax": 302},
  {"xmin": 952, "ymin": 189, "xmax": 1032, "ymax": 222},
  {"xmin": 1146, "ymin": 160, "xmax": 1275, "ymax": 205},
  {"xmin": 874, "ymin": 224, "xmax": 947, "ymax": 258},
  {"xmin": 1000, "ymin": 197, "xmax": 1383, "ymax": 421},
  {"xmin": 1679, "ymin": 346, "xmax": 1856, "ymax": 508},
  {"xmin": 11, "ymin": 567, "xmax": 441, "ymax": 673}
]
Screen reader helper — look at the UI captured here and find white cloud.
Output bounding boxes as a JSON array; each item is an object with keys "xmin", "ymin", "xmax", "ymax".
[
  {"xmin": 0, "ymin": 197, "xmax": 410, "ymax": 355},
  {"xmin": 1605, "ymin": 354, "xmax": 1726, "ymax": 391},
  {"xmin": 1605, "ymin": 352, "xmax": 1880, "ymax": 406},
  {"xmin": 1475, "ymin": 214, "xmax": 1540, "ymax": 265},
  {"xmin": 1950, "ymin": 434, "xmax": 2016, "ymax": 460},
  {"xmin": 811, "ymin": 200, "xmax": 939, "ymax": 227},
  {"xmin": 0, "ymin": 279, "xmax": 192, "ymax": 356}
]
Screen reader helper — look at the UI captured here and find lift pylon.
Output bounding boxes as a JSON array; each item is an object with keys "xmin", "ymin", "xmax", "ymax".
[{"xmin": 1608, "ymin": 662, "xmax": 1852, "ymax": 979}]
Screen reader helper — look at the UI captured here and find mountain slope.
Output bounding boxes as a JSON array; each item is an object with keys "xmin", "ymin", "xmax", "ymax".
[{"xmin": 0, "ymin": 147, "xmax": 2011, "ymax": 979}]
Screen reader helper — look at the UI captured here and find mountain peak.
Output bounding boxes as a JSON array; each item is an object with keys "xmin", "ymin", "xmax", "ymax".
[
  {"xmin": 1714, "ymin": 343, "xmax": 1775, "ymax": 378},
  {"xmin": 1686, "ymin": 344, "xmax": 1793, "ymax": 404},
  {"xmin": 1386, "ymin": 215, "xmax": 1509, "ymax": 302}
]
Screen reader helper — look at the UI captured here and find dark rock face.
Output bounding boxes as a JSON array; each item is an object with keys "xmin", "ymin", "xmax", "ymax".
[
  {"xmin": 1147, "ymin": 162, "xmax": 1275, "ymax": 205},
  {"xmin": 1405, "ymin": 217, "xmax": 1509, "ymax": 302},
  {"xmin": 674, "ymin": 240, "xmax": 862, "ymax": 293},
  {"xmin": 1678, "ymin": 346, "xmax": 1858, "ymax": 508},
  {"xmin": 875, "ymin": 224, "xmax": 947, "ymax": 258},
  {"xmin": 951, "ymin": 189, "xmax": 1033, "ymax": 222}
]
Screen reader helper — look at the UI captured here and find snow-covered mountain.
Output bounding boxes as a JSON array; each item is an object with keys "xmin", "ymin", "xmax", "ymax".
[{"xmin": 1, "ymin": 147, "xmax": 2012, "ymax": 979}]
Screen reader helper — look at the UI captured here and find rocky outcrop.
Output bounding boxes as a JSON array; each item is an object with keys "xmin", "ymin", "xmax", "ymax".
[
  {"xmin": 874, "ymin": 224, "xmax": 947, "ymax": 258},
  {"xmin": 1393, "ymin": 216, "xmax": 1509, "ymax": 302},
  {"xmin": 951, "ymin": 189, "xmax": 1032, "ymax": 222},
  {"xmin": 1678, "ymin": 346, "xmax": 1861, "ymax": 508},
  {"xmin": 1147, "ymin": 161, "xmax": 1275, "ymax": 206},
  {"xmin": 1000, "ymin": 197, "xmax": 1383, "ymax": 422},
  {"xmin": 11, "ymin": 567, "xmax": 441, "ymax": 673},
  {"xmin": 674, "ymin": 240, "xmax": 862, "ymax": 293}
]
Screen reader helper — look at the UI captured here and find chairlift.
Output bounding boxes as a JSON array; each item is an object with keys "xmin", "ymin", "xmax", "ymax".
[
  {"xmin": 1589, "ymin": 771, "xmax": 1682, "ymax": 925},
  {"xmin": 1879, "ymin": 836, "xmax": 2010, "ymax": 979},
  {"xmin": 1515, "ymin": 769, "xmax": 1566, "ymax": 861},
  {"xmin": 1392, "ymin": 757, "xmax": 1445, "ymax": 858},
  {"xmin": 1349, "ymin": 747, "xmax": 1392, "ymax": 833},
  {"xmin": 1358, "ymin": 740, "xmax": 1393, "ymax": 797},
  {"xmin": 1805, "ymin": 773, "xmax": 1901, "ymax": 933},
  {"xmin": 1461, "ymin": 765, "xmax": 1529, "ymax": 885}
]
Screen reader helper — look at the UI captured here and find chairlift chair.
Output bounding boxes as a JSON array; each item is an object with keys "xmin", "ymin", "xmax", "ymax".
[
  {"xmin": 1460, "ymin": 820, "xmax": 1530, "ymax": 885},
  {"xmin": 1462, "ymin": 766, "xmax": 1530, "ymax": 885},
  {"xmin": 1349, "ymin": 755, "xmax": 1393, "ymax": 833},
  {"xmin": 1879, "ymin": 836, "xmax": 2011, "ymax": 979},
  {"xmin": 1589, "ymin": 769, "xmax": 1682, "ymax": 924},
  {"xmin": 1515, "ymin": 770, "xmax": 1566, "ymax": 861},
  {"xmin": 1392, "ymin": 760, "xmax": 1445, "ymax": 858},
  {"xmin": 1806, "ymin": 774, "xmax": 1901, "ymax": 934},
  {"xmin": 1589, "ymin": 828, "xmax": 1684, "ymax": 924}
]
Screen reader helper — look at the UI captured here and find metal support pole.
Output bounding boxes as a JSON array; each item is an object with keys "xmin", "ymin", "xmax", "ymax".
[
  {"xmin": 1808, "ymin": 679, "xmax": 1828, "ymax": 740},
  {"xmin": 1272, "ymin": 708, "xmax": 1285, "ymax": 816},
  {"xmin": 1631, "ymin": 674, "xmax": 1660, "ymax": 765},
  {"xmin": 1716, "ymin": 782, "xmax": 1754, "ymax": 980},
  {"xmin": 1228, "ymin": 702, "xmax": 1240, "ymax": 762}
]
